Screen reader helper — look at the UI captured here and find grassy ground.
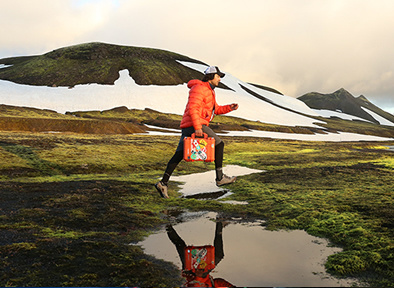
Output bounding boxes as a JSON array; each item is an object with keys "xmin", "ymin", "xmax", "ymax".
[{"xmin": 0, "ymin": 132, "xmax": 393, "ymax": 287}]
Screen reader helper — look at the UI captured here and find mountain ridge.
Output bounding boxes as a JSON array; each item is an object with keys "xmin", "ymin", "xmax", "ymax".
[{"xmin": 298, "ymin": 88, "xmax": 394, "ymax": 125}]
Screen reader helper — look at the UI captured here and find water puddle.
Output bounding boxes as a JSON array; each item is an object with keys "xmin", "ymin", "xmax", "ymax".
[
  {"xmin": 171, "ymin": 165, "xmax": 263, "ymax": 202},
  {"xmin": 137, "ymin": 211, "xmax": 357, "ymax": 287}
]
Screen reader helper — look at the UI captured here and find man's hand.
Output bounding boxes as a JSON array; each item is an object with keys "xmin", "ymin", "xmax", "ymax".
[
  {"xmin": 195, "ymin": 129, "xmax": 203, "ymax": 137},
  {"xmin": 230, "ymin": 103, "xmax": 239, "ymax": 110}
]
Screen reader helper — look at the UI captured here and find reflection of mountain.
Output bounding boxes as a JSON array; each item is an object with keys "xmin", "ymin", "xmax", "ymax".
[{"xmin": 1, "ymin": 42, "xmax": 393, "ymax": 139}]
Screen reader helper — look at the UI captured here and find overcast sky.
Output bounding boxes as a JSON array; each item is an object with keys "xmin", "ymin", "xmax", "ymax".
[{"xmin": 1, "ymin": 0, "xmax": 393, "ymax": 113}]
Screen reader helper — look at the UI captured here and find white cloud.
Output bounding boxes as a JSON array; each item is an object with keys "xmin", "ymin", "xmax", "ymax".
[{"xmin": 0, "ymin": 0, "xmax": 118, "ymax": 55}]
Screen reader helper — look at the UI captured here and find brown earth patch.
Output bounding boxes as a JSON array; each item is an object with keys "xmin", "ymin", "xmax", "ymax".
[{"xmin": 0, "ymin": 117, "xmax": 146, "ymax": 134}]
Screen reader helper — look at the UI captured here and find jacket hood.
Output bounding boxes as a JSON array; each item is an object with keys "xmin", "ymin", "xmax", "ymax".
[{"xmin": 187, "ymin": 79, "xmax": 209, "ymax": 89}]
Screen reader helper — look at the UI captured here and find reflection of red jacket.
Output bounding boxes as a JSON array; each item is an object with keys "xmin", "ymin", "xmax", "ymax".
[
  {"xmin": 184, "ymin": 274, "xmax": 234, "ymax": 287},
  {"xmin": 180, "ymin": 80, "xmax": 232, "ymax": 130}
]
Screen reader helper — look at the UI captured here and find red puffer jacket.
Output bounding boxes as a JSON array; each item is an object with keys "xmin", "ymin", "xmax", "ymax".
[{"xmin": 180, "ymin": 80, "xmax": 232, "ymax": 130}]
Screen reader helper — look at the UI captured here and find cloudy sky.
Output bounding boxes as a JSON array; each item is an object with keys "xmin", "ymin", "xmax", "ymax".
[{"xmin": 1, "ymin": 0, "xmax": 393, "ymax": 113}]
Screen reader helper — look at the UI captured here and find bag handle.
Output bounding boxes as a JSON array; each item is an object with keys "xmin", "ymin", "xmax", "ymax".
[{"xmin": 191, "ymin": 133, "xmax": 208, "ymax": 139}]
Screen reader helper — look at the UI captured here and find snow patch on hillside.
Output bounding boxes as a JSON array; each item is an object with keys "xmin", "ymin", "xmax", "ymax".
[
  {"xmin": 311, "ymin": 109, "xmax": 374, "ymax": 122},
  {"xmin": 143, "ymin": 124, "xmax": 394, "ymax": 142},
  {"xmin": 221, "ymin": 129, "xmax": 394, "ymax": 142},
  {"xmin": 0, "ymin": 66, "xmax": 324, "ymax": 128},
  {"xmin": 0, "ymin": 70, "xmax": 188, "ymax": 114},
  {"xmin": 361, "ymin": 107, "xmax": 394, "ymax": 126},
  {"xmin": 0, "ymin": 64, "xmax": 12, "ymax": 69}
]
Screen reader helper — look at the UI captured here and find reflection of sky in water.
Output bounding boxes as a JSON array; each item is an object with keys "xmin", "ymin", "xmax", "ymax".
[
  {"xmin": 138, "ymin": 212, "xmax": 357, "ymax": 287},
  {"xmin": 171, "ymin": 165, "xmax": 264, "ymax": 198}
]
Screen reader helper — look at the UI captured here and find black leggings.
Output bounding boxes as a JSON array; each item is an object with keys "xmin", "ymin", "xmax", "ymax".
[{"xmin": 162, "ymin": 141, "xmax": 224, "ymax": 184}]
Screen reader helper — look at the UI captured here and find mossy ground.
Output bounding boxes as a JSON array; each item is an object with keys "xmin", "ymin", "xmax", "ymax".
[{"xmin": 0, "ymin": 132, "xmax": 393, "ymax": 287}]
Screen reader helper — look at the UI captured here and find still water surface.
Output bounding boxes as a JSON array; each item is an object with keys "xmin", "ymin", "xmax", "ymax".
[{"xmin": 138, "ymin": 211, "xmax": 356, "ymax": 287}]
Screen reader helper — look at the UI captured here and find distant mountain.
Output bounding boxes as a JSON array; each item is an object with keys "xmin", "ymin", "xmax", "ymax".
[
  {"xmin": 355, "ymin": 94, "xmax": 394, "ymax": 124},
  {"xmin": 298, "ymin": 88, "xmax": 394, "ymax": 125}
]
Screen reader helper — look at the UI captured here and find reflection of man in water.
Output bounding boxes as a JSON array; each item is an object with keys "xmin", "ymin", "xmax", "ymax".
[{"xmin": 166, "ymin": 220, "xmax": 234, "ymax": 287}]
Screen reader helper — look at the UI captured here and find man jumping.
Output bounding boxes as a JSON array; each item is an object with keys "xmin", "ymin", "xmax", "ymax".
[{"xmin": 155, "ymin": 66, "xmax": 239, "ymax": 198}]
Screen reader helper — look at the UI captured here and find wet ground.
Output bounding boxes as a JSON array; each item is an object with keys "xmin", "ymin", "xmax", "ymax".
[
  {"xmin": 139, "ymin": 165, "xmax": 358, "ymax": 286},
  {"xmin": 138, "ymin": 211, "xmax": 357, "ymax": 287}
]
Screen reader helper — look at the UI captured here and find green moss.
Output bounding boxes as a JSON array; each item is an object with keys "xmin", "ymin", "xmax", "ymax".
[
  {"xmin": 375, "ymin": 157, "xmax": 394, "ymax": 169},
  {"xmin": 5, "ymin": 242, "xmax": 37, "ymax": 251},
  {"xmin": 40, "ymin": 227, "xmax": 98, "ymax": 239}
]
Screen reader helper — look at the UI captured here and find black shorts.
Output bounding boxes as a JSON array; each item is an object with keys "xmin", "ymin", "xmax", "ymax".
[{"xmin": 175, "ymin": 125, "xmax": 222, "ymax": 152}]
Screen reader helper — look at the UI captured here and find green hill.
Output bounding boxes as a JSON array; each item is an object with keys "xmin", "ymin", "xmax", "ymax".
[{"xmin": 0, "ymin": 42, "xmax": 206, "ymax": 87}]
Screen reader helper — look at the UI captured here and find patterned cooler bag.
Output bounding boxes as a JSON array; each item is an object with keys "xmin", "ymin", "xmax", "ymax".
[{"xmin": 183, "ymin": 133, "xmax": 215, "ymax": 162}]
